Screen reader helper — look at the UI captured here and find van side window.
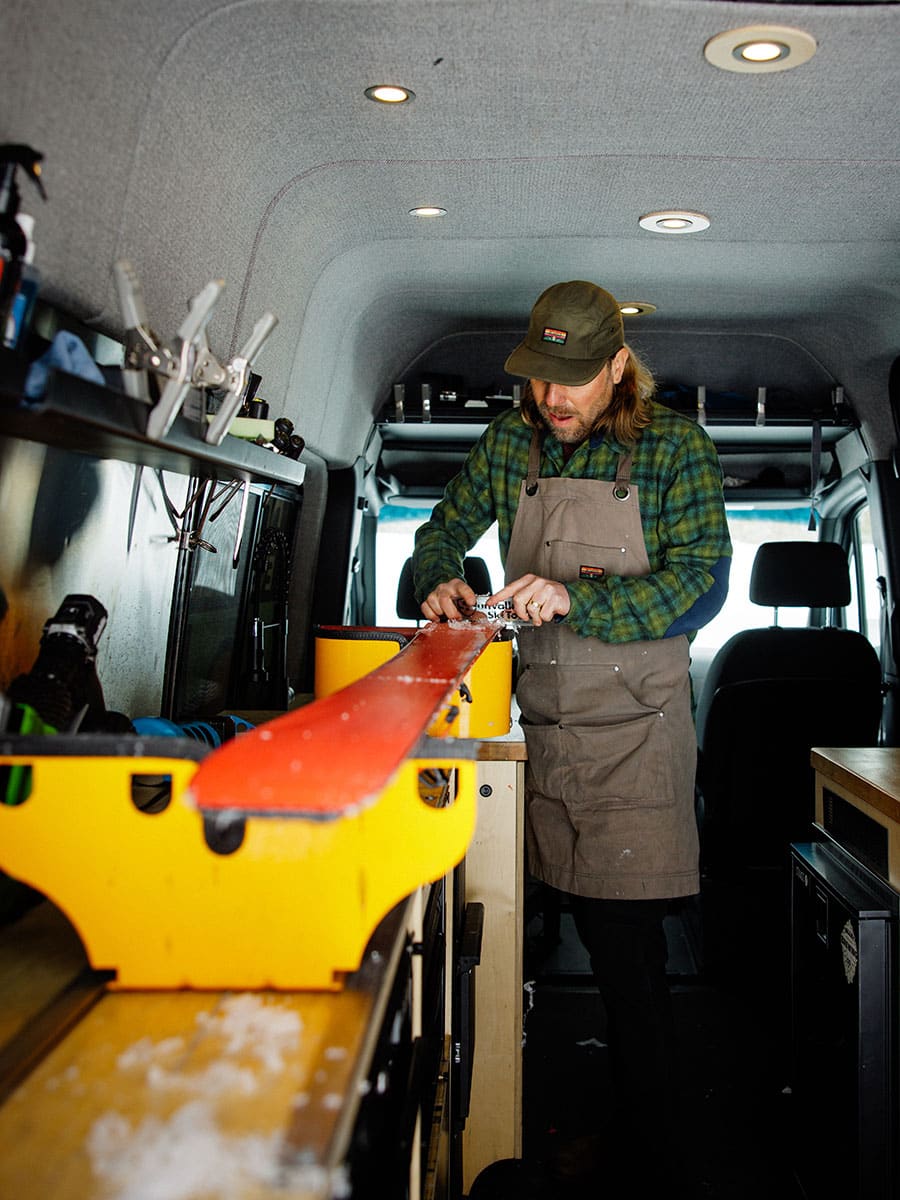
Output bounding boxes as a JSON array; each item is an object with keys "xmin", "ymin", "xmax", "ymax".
[
  {"xmin": 375, "ymin": 502, "xmax": 503, "ymax": 623},
  {"xmin": 692, "ymin": 501, "xmax": 818, "ymax": 655},
  {"xmin": 846, "ymin": 503, "xmax": 881, "ymax": 651}
]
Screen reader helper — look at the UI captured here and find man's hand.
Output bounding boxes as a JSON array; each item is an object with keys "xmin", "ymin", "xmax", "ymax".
[
  {"xmin": 488, "ymin": 574, "xmax": 570, "ymax": 626},
  {"xmin": 420, "ymin": 577, "xmax": 478, "ymax": 622}
]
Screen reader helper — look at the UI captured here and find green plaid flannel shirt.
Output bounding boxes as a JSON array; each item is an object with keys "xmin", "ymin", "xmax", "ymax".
[{"xmin": 412, "ymin": 403, "xmax": 732, "ymax": 643}]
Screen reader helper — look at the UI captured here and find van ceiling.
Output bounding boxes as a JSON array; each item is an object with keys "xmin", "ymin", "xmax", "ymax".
[{"xmin": 1, "ymin": 1, "xmax": 898, "ymax": 467}]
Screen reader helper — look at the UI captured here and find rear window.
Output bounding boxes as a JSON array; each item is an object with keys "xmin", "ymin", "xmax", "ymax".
[{"xmin": 375, "ymin": 499, "xmax": 818, "ymax": 636}]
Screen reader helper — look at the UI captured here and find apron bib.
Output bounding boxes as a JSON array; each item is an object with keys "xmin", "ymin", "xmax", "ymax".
[{"xmin": 507, "ymin": 432, "xmax": 699, "ymax": 900}]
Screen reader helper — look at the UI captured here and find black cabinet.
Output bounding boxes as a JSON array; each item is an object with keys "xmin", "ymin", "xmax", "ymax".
[{"xmin": 791, "ymin": 841, "xmax": 897, "ymax": 1200}]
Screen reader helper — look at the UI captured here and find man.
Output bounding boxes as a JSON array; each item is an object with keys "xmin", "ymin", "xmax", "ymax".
[{"xmin": 413, "ymin": 280, "xmax": 731, "ymax": 1189}]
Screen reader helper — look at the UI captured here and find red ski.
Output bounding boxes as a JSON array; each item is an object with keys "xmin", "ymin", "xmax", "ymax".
[{"xmin": 189, "ymin": 620, "xmax": 499, "ymax": 818}]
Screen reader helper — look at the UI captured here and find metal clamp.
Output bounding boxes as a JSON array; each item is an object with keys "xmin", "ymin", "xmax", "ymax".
[
  {"xmin": 204, "ymin": 311, "xmax": 278, "ymax": 445},
  {"xmin": 112, "ymin": 259, "xmax": 277, "ymax": 443}
]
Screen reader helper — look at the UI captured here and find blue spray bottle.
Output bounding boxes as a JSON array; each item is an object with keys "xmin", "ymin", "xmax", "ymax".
[
  {"xmin": 4, "ymin": 214, "xmax": 41, "ymax": 349},
  {"xmin": 0, "ymin": 144, "xmax": 46, "ymax": 346}
]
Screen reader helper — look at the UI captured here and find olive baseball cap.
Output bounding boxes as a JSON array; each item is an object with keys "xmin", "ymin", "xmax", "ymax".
[{"xmin": 505, "ymin": 280, "xmax": 624, "ymax": 385}]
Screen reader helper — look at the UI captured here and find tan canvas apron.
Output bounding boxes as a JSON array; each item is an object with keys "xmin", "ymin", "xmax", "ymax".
[{"xmin": 506, "ymin": 432, "xmax": 699, "ymax": 900}]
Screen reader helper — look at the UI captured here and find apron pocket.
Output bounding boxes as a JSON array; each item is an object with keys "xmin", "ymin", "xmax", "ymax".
[
  {"xmin": 517, "ymin": 661, "xmax": 664, "ymax": 725},
  {"xmin": 524, "ymin": 714, "xmax": 672, "ymax": 810}
]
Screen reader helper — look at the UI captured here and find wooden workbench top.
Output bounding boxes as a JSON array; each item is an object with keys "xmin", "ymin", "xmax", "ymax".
[
  {"xmin": 0, "ymin": 900, "xmax": 410, "ymax": 1199},
  {"xmin": 811, "ymin": 746, "xmax": 900, "ymax": 827}
]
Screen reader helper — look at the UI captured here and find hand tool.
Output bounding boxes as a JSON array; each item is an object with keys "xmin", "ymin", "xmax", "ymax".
[{"xmin": 456, "ymin": 595, "xmax": 531, "ymax": 626}]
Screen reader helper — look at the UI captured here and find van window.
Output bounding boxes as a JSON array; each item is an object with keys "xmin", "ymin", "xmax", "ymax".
[
  {"xmin": 375, "ymin": 503, "xmax": 503, "ymax": 623},
  {"xmin": 846, "ymin": 503, "xmax": 882, "ymax": 652},
  {"xmin": 376, "ymin": 499, "xmax": 820, "ymax": 633},
  {"xmin": 691, "ymin": 501, "xmax": 819, "ymax": 655}
]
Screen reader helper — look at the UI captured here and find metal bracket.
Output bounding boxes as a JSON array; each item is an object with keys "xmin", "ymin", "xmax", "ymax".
[
  {"xmin": 756, "ymin": 386, "xmax": 767, "ymax": 427},
  {"xmin": 393, "ymin": 383, "xmax": 405, "ymax": 422}
]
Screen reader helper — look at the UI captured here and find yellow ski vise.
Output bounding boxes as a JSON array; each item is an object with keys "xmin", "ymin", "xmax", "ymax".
[{"xmin": 0, "ymin": 747, "xmax": 476, "ymax": 992}]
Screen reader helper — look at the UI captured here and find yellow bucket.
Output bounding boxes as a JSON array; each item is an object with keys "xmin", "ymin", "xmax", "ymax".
[{"xmin": 314, "ymin": 626, "xmax": 512, "ymax": 738}]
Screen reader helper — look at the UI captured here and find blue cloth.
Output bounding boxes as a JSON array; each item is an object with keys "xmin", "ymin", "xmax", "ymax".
[{"xmin": 24, "ymin": 330, "xmax": 105, "ymax": 400}]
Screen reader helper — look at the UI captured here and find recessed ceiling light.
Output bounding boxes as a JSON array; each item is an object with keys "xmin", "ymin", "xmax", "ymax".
[
  {"xmin": 365, "ymin": 84, "xmax": 415, "ymax": 104},
  {"xmin": 704, "ymin": 25, "xmax": 817, "ymax": 74},
  {"xmin": 620, "ymin": 302, "xmax": 657, "ymax": 316},
  {"xmin": 409, "ymin": 206, "xmax": 447, "ymax": 218},
  {"xmin": 740, "ymin": 41, "xmax": 787, "ymax": 64},
  {"xmin": 639, "ymin": 211, "xmax": 710, "ymax": 235}
]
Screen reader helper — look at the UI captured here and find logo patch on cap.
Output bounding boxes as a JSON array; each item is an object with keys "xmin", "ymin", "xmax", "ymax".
[{"xmin": 542, "ymin": 327, "xmax": 568, "ymax": 345}]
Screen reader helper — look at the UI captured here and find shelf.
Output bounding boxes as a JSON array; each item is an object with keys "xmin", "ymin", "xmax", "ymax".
[
  {"xmin": 0, "ymin": 356, "xmax": 305, "ymax": 490},
  {"xmin": 378, "ymin": 417, "xmax": 852, "ymax": 454}
]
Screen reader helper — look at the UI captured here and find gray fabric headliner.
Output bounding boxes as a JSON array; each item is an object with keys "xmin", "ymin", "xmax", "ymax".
[{"xmin": 1, "ymin": 0, "xmax": 897, "ymax": 465}]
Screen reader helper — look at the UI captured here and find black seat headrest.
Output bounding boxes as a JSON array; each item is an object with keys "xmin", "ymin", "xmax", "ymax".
[
  {"xmin": 749, "ymin": 541, "xmax": 851, "ymax": 608},
  {"xmin": 396, "ymin": 555, "xmax": 493, "ymax": 620}
]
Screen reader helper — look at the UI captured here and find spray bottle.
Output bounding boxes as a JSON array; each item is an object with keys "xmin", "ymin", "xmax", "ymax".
[
  {"xmin": 0, "ymin": 144, "xmax": 47, "ymax": 345},
  {"xmin": 3, "ymin": 214, "xmax": 41, "ymax": 349}
]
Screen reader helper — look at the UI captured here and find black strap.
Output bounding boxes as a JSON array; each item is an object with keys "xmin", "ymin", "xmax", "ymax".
[{"xmin": 808, "ymin": 420, "xmax": 822, "ymax": 530}]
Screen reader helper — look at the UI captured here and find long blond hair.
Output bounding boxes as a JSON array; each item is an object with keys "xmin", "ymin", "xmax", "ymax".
[{"xmin": 519, "ymin": 344, "xmax": 655, "ymax": 445}]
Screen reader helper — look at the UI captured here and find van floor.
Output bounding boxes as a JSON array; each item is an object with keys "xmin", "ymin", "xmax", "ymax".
[{"xmin": 505, "ymin": 895, "xmax": 806, "ymax": 1200}]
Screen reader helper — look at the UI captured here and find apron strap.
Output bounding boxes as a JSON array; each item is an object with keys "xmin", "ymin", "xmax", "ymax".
[
  {"xmin": 613, "ymin": 451, "xmax": 634, "ymax": 501},
  {"xmin": 525, "ymin": 436, "xmax": 634, "ymax": 499},
  {"xmin": 524, "ymin": 430, "xmax": 542, "ymax": 495}
]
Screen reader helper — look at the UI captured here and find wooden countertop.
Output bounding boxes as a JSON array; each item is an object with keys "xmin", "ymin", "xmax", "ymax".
[
  {"xmin": 476, "ymin": 741, "xmax": 528, "ymax": 761},
  {"xmin": 811, "ymin": 746, "xmax": 900, "ymax": 827},
  {"xmin": 475, "ymin": 728, "xmax": 527, "ymax": 762}
]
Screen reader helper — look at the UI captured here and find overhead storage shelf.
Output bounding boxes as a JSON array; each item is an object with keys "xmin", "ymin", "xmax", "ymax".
[
  {"xmin": 377, "ymin": 417, "xmax": 852, "ymax": 452},
  {"xmin": 0, "ymin": 352, "xmax": 305, "ymax": 489},
  {"xmin": 377, "ymin": 374, "xmax": 855, "ymax": 456},
  {"xmin": 378, "ymin": 325, "xmax": 856, "ymax": 453}
]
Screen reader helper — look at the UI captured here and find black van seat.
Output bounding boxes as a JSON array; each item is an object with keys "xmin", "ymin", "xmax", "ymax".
[
  {"xmin": 395, "ymin": 555, "xmax": 493, "ymax": 621},
  {"xmin": 696, "ymin": 541, "xmax": 882, "ymax": 878}
]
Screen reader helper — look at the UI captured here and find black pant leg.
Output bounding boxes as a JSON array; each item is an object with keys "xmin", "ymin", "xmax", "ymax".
[{"xmin": 568, "ymin": 895, "xmax": 676, "ymax": 1138}]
